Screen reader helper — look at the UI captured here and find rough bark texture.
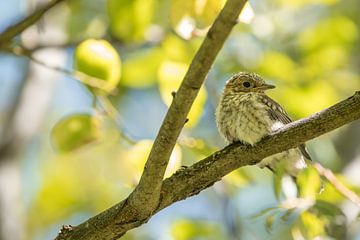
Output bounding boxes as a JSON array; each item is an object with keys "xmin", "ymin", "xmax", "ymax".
[{"xmin": 55, "ymin": 91, "xmax": 360, "ymax": 240}]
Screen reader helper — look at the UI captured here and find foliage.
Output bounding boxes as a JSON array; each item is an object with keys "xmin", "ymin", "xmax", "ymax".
[{"xmin": 0, "ymin": 0, "xmax": 359, "ymax": 239}]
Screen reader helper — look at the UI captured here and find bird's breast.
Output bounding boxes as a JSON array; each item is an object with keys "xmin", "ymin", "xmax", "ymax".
[{"xmin": 216, "ymin": 93, "xmax": 273, "ymax": 144}]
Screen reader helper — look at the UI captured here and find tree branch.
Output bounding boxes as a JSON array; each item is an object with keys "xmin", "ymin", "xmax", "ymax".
[
  {"xmin": 157, "ymin": 92, "xmax": 360, "ymax": 210},
  {"xmin": 56, "ymin": 92, "xmax": 360, "ymax": 240},
  {"xmin": 129, "ymin": 0, "xmax": 247, "ymax": 218},
  {"xmin": 0, "ymin": 0, "xmax": 67, "ymax": 46}
]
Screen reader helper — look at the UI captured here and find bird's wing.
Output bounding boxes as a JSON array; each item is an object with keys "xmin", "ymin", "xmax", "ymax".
[{"xmin": 261, "ymin": 95, "xmax": 312, "ymax": 160}]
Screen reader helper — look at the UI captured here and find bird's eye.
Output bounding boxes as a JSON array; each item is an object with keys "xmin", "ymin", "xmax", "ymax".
[{"xmin": 242, "ymin": 81, "xmax": 251, "ymax": 88}]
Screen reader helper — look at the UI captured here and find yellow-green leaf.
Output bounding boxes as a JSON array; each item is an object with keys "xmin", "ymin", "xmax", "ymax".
[
  {"xmin": 74, "ymin": 39, "xmax": 121, "ymax": 93},
  {"xmin": 51, "ymin": 114, "xmax": 101, "ymax": 153},
  {"xmin": 171, "ymin": 219, "xmax": 223, "ymax": 240},
  {"xmin": 123, "ymin": 140, "xmax": 182, "ymax": 183},
  {"xmin": 158, "ymin": 60, "xmax": 207, "ymax": 128},
  {"xmin": 108, "ymin": 0, "xmax": 155, "ymax": 42},
  {"xmin": 298, "ymin": 212, "xmax": 325, "ymax": 239},
  {"xmin": 296, "ymin": 166, "xmax": 321, "ymax": 199},
  {"xmin": 121, "ymin": 48, "xmax": 163, "ymax": 88}
]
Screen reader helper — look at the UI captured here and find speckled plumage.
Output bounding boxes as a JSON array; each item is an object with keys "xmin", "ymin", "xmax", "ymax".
[{"xmin": 215, "ymin": 72, "xmax": 311, "ymax": 176}]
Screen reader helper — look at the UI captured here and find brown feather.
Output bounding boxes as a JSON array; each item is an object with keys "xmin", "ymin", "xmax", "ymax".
[{"xmin": 261, "ymin": 95, "xmax": 312, "ymax": 161}]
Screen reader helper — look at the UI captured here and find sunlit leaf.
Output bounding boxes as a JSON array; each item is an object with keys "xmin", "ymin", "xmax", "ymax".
[
  {"xmin": 298, "ymin": 16, "xmax": 358, "ymax": 53},
  {"xmin": 223, "ymin": 168, "xmax": 251, "ymax": 187},
  {"xmin": 171, "ymin": 219, "xmax": 224, "ymax": 240},
  {"xmin": 312, "ymin": 200, "xmax": 346, "ymax": 239},
  {"xmin": 158, "ymin": 60, "xmax": 207, "ymax": 128},
  {"xmin": 265, "ymin": 214, "xmax": 275, "ymax": 233},
  {"xmin": 313, "ymin": 200, "xmax": 343, "ymax": 218},
  {"xmin": 272, "ymin": 166, "xmax": 286, "ymax": 200},
  {"xmin": 298, "ymin": 212, "xmax": 325, "ymax": 239},
  {"xmin": 162, "ymin": 34, "xmax": 196, "ymax": 63},
  {"xmin": 250, "ymin": 206, "xmax": 278, "ymax": 220},
  {"xmin": 121, "ymin": 47, "xmax": 163, "ymax": 88},
  {"xmin": 280, "ymin": 208, "xmax": 295, "ymax": 222},
  {"xmin": 259, "ymin": 51, "xmax": 296, "ymax": 82},
  {"xmin": 296, "ymin": 166, "xmax": 321, "ymax": 199},
  {"xmin": 51, "ymin": 114, "xmax": 101, "ymax": 153},
  {"xmin": 170, "ymin": 0, "xmax": 225, "ymax": 38},
  {"xmin": 124, "ymin": 140, "xmax": 182, "ymax": 183},
  {"xmin": 66, "ymin": 1, "xmax": 107, "ymax": 39},
  {"xmin": 74, "ymin": 39, "xmax": 122, "ymax": 93},
  {"xmin": 316, "ymin": 181, "xmax": 344, "ymax": 204},
  {"xmin": 303, "ymin": 46, "xmax": 348, "ymax": 73},
  {"xmin": 270, "ymin": 81, "xmax": 339, "ymax": 118},
  {"xmin": 276, "ymin": 0, "xmax": 339, "ymax": 8},
  {"xmin": 193, "ymin": 0, "xmax": 225, "ymax": 28},
  {"xmin": 28, "ymin": 134, "xmax": 127, "ymax": 234},
  {"xmin": 108, "ymin": 0, "xmax": 156, "ymax": 42}
]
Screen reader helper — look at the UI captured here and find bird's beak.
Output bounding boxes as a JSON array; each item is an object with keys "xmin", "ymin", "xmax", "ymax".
[{"xmin": 257, "ymin": 83, "xmax": 275, "ymax": 91}]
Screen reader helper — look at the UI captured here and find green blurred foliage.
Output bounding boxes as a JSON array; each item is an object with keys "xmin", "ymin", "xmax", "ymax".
[
  {"xmin": 51, "ymin": 114, "xmax": 101, "ymax": 153},
  {"xmin": 66, "ymin": 0, "xmax": 108, "ymax": 40},
  {"xmin": 74, "ymin": 39, "xmax": 122, "ymax": 93},
  {"xmin": 18, "ymin": 0, "xmax": 360, "ymax": 239},
  {"xmin": 121, "ymin": 47, "xmax": 163, "ymax": 88},
  {"xmin": 296, "ymin": 166, "xmax": 321, "ymax": 199},
  {"xmin": 108, "ymin": 0, "xmax": 156, "ymax": 42},
  {"xmin": 170, "ymin": 0, "xmax": 225, "ymax": 30},
  {"xmin": 171, "ymin": 219, "xmax": 225, "ymax": 240},
  {"xmin": 298, "ymin": 211, "xmax": 325, "ymax": 239}
]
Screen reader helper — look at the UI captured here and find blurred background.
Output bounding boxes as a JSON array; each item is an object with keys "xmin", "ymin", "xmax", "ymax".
[{"xmin": 0, "ymin": 0, "xmax": 359, "ymax": 239}]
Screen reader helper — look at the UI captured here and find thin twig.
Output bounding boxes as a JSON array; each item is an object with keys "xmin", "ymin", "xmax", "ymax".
[
  {"xmin": 97, "ymin": 96, "xmax": 137, "ymax": 145},
  {"xmin": 7, "ymin": 45, "xmax": 136, "ymax": 145},
  {"xmin": 7, "ymin": 45, "xmax": 117, "ymax": 93},
  {"xmin": 313, "ymin": 162, "xmax": 360, "ymax": 207},
  {"xmin": 0, "ymin": 0, "xmax": 68, "ymax": 46}
]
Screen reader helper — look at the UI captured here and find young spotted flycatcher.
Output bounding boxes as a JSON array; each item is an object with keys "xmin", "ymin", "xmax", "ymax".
[{"xmin": 216, "ymin": 72, "xmax": 311, "ymax": 176}]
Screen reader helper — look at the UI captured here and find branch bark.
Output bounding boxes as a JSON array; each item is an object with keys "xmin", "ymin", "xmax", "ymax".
[
  {"xmin": 0, "ymin": 0, "xmax": 67, "ymax": 46},
  {"xmin": 157, "ymin": 92, "xmax": 360, "ymax": 210},
  {"xmin": 129, "ymin": 0, "xmax": 247, "ymax": 218},
  {"xmin": 56, "ymin": 92, "xmax": 360, "ymax": 240}
]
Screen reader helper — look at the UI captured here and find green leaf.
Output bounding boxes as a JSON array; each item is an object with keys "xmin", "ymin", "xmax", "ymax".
[
  {"xmin": 107, "ymin": 0, "xmax": 156, "ymax": 42},
  {"xmin": 250, "ymin": 206, "xmax": 278, "ymax": 220},
  {"xmin": 313, "ymin": 200, "xmax": 343, "ymax": 217},
  {"xmin": 280, "ymin": 208, "xmax": 295, "ymax": 222},
  {"xmin": 158, "ymin": 60, "xmax": 207, "ymax": 128},
  {"xmin": 170, "ymin": 0, "xmax": 225, "ymax": 38},
  {"xmin": 171, "ymin": 219, "xmax": 224, "ymax": 240},
  {"xmin": 298, "ymin": 16, "xmax": 358, "ymax": 53},
  {"xmin": 74, "ymin": 39, "xmax": 122, "ymax": 93},
  {"xmin": 121, "ymin": 47, "xmax": 163, "ymax": 88},
  {"xmin": 273, "ymin": 167, "xmax": 286, "ymax": 200},
  {"xmin": 296, "ymin": 166, "xmax": 321, "ymax": 199},
  {"xmin": 265, "ymin": 214, "xmax": 275, "ymax": 233},
  {"xmin": 312, "ymin": 200, "xmax": 346, "ymax": 239},
  {"xmin": 298, "ymin": 212, "xmax": 325, "ymax": 239},
  {"xmin": 51, "ymin": 114, "xmax": 101, "ymax": 153}
]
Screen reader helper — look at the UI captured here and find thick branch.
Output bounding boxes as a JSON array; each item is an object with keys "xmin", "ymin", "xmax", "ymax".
[
  {"xmin": 130, "ymin": 0, "xmax": 247, "ymax": 216},
  {"xmin": 56, "ymin": 92, "xmax": 360, "ymax": 240},
  {"xmin": 0, "ymin": 0, "xmax": 67, "ymax": 46},
  {"xmin": 157, "ymin": 91, "xmax": 360, "ymax": 210}
]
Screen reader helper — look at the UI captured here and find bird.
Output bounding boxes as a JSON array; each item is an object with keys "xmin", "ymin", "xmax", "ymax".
[{"xmin": 215, "ymin": 72, "xmax": 311, "ymax": 176}]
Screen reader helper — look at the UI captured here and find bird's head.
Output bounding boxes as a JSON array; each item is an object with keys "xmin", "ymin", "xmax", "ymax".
[{"xmin": 224, "ymin": 72, "xmax": 275, "ymax": 94}]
